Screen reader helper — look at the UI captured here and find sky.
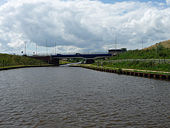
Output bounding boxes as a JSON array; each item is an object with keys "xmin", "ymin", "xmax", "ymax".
[
  {"xmin": 0, "ymin": 0, "xmax": 170, "ymax": 54},
  {"xmin": 100, "ymin": 0, "xmax": 166, "ymax": 3}
]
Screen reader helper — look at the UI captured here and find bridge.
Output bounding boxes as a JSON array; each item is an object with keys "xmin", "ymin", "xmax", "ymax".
[
  {"xmin": 30, "ymin": 53, "xmax": 111, "ymax": 66},
  {"xmin": 51, "ymin": 53, "xmax": 111, "ymax": 58}
]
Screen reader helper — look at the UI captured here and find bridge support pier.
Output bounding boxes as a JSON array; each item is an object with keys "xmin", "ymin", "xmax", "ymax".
[
  {"xmin": 50, "ymin": 58, "xmax": 59, "ymax": 66},
  {"xmin": 85, "ymin": 59, "xmax": 95, "ymax": 64},
  {"xmin": 29, "ymin": 56, "xmax": 59, "ymax": 66}
]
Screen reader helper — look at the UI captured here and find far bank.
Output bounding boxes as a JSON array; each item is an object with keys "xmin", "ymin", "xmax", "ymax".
[{"xmin": 74, "ymin": 64, "xmax": 170, "ymax": 81}]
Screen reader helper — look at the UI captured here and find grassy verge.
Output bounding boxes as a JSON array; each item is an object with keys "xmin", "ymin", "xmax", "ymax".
[
  {"xmin": 77, "ymin": 64, "xmax": 170, "ymax": 75},
  {"xmin": 0, "ymin": 64, "xmax": 53, "ymax": 68},
  {"xmin": 94, "ymin": 61, "xmax": 170, "ymax": 72},
  {"xmin": 59, "ymin": 60, "xmax": 71, "ymax": 65},
  {"xmin": 0, "ymin": 64, "xmax": 55, "ymax": 71}
]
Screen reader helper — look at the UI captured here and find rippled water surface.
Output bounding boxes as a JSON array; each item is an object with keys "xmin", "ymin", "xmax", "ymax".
[{"xmin": 0, "ymin": 67, "xmax": 170, "ymax": 128}]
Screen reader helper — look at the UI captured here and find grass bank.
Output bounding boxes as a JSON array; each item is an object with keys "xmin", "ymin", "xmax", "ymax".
[
  {"xmin": 0, "ymin": 53, "xmax": 52, "ymax": 70},
  {"xmin": 97, "ymin": 44, "xmax": 170, "ymax": 72},
  {"xmin": 94, "ymin": 61, "xmax": 170, "ymax": 72},
  {"xmin": 78, "ymin": 64, "xmax": 170, "ymax": 75},
  {"xmin": 110, "ymin": 45, "xmax": 170, "ymax": 60},
  {"xmin": 0, "ymin": 53, "xmax": 47, "ymax": 67},
  {"xmin": 59, "ymin": 60, "xmax": 72, "ymax": 65},
  {"xmin": 0, "ymin": 64, "xmax": 55, "ymax": 71}
]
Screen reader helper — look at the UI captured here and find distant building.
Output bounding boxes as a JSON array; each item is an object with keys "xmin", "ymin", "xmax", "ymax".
[{"xmin": 108, "ymin": 48, "xmax": 127, "ymax": 56}]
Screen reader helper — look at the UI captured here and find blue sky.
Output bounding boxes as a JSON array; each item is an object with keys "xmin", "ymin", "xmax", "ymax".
[
  {"xmin": 0, "ymin": 0, "xmax": 167, "ymax": 6},
  {"xmin": 0, "ymin": 0, "xmax": 167, "ymax": 4},
  {"xmin": 0, "ymin": 0, "xmax": 7, "ymax": 4},
  {"xmin": 99, "ymin": 0, "xmax": 166, "ymax": 3}
]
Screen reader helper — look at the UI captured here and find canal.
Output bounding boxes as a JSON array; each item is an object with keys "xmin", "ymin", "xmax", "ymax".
[{"xmin": 0, "ymin": 67, "xmax": 170, "ymax": 128}]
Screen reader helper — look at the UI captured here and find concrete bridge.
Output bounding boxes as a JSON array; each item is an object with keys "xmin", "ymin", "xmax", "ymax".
[{"xmin": 30, "ymin": 53, "xmax": 111, "ymax": 65}]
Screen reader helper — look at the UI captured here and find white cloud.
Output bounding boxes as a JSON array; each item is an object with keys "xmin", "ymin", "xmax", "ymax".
[
  {"xmin": 167, "ymin": 0, "xmax": 170, "ymax": 5},
  {"xmin": 0, "ymin": 0, "xmax": 170, "ymax": 53}
]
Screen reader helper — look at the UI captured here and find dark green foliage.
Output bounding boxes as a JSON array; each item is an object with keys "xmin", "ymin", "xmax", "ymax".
[{"xmin": 0, "ymin": 54, "xmax": 46, "ymax": 67}]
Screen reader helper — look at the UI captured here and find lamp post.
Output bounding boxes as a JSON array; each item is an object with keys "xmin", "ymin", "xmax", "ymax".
[
  {"xmin": 142, "ymin": 39, "xmax": 144, "ymax": 50},
  {"xmin": 36, "ymin": 43, "xmax": 38, "ymax": 55},
  {"xmin": 24, "ymin": 41, "xmax": 27, "ymax": 56},
  {"xmin": 55, "ymin": 42, "xmax": 56, "ymax": 55}
]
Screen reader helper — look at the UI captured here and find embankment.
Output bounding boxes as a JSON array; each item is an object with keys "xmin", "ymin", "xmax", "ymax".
[
  {"xmin": 0, "ymin": 64, "xmax": 56, "ymax": 71},
  {"xmin": 0, "ymin": 53, "xmax": 56, "ymax": 71},
  {"xmin": 77, "ymin": 64, "xmax": 170, "ymax": 81}
]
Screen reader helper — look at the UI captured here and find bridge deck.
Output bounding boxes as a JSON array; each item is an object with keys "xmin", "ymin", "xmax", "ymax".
[{"xmin": 51, "ymin": 54, "xmax": 111, "ymax": 58}]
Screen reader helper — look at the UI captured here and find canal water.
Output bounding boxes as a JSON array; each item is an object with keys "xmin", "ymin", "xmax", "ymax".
[{"xmin": 0, "ymin": 67, "xmax": 170, "ymax": 128}]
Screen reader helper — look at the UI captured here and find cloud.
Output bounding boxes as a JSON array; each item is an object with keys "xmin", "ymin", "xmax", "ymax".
[
  {"xmin": 167, "ymin": 0, "xmax": 170, "ymax": 5},
  {"xmin": 0, "ymin": 0, "xmax": 170, "ymax": 54}
]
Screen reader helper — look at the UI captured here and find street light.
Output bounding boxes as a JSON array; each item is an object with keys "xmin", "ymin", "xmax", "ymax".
[{"xmin": 24, "ymin": 41, "xmax": 27, "ymax": 56}]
